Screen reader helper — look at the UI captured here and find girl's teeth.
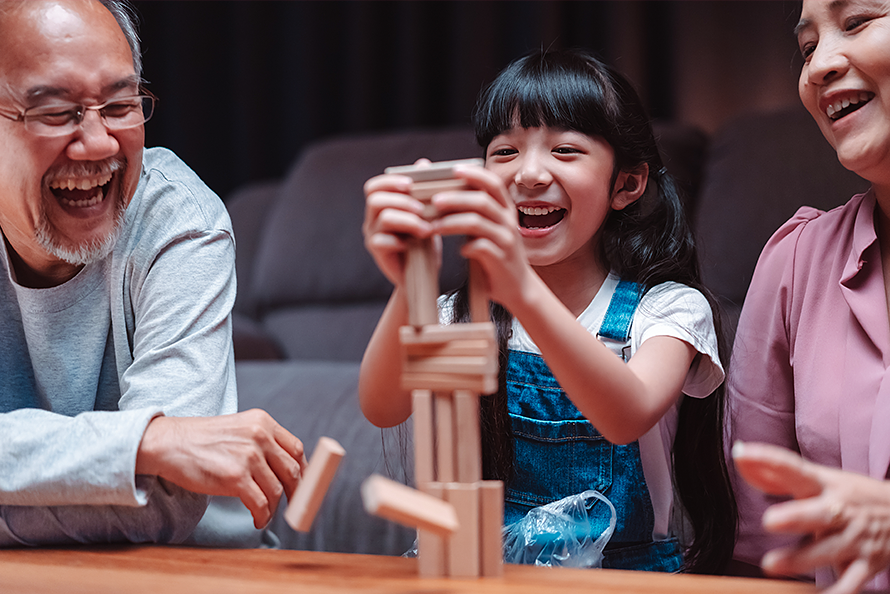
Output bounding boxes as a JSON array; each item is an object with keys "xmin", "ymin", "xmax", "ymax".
[{"xmin": 519, "ymin": 205, "xmax": 560, "ymax": 215}]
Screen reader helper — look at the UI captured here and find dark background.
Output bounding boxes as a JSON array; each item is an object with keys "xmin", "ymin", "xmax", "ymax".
[{"xmin": 132, "ymin": 1, "xmax": 804, "ymax": 200}]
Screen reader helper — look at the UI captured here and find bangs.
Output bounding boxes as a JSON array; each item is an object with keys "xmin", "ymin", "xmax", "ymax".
[{"xmin": 474, "ymin": 52, "xmax": 616, "ymax": 148}]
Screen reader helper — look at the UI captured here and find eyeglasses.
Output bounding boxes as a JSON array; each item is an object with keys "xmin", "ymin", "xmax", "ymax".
[{"xmin": 0, "ymin": 93, "xmax": 156, "ymax": 137}]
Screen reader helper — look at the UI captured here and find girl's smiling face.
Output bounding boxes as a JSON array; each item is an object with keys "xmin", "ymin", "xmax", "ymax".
[
  {"xmin": 485, "ymin": 125, "xmax": 643, "ymax": 272},
  {"xmin": 797, "ymin": 0, "xmax": 890, "ymax": 187}
]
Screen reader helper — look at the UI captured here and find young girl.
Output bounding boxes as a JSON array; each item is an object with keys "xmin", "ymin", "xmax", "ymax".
[{"xmin": 360, "ymin": 48, "xmax": 736, "ymax": 574}]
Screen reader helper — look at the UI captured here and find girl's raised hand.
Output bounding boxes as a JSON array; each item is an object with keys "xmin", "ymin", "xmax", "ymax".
[
  {"xmin": 432, "ymin": 165, "xmax": 534, "ymax": 309},
  {"xmin": 362, "ymin": 168, "xmax": 436, "ymax": 287}
]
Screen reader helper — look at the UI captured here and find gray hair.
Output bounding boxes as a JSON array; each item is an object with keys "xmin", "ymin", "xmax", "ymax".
[{"xmin": 99, "ymin": 0, "xmax": 143, "ymax": 79}]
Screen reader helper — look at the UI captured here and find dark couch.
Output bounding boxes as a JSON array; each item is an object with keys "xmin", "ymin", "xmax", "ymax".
[{"xmin": 225, "ymin": 104, "xmax": 867, "ymax": 555}]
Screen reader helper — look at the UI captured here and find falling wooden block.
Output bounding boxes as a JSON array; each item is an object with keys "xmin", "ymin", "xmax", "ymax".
[
  {"xmin": 412, "ymin": 390, "xmax": 435, "ymax": 486},
  {"xmin": 284, "ymin": 436, "xmax": 346, "ymax": 532},
  {"xmin": 417, "ymin": 482, "xmax": 447, "ymax": 578},
  {"xmin": 445, "ymin": 483, "xmax": 480, "ymax": 578},
  {"xmin": 480, "ymin": 480, "xmax": 504, "ymax": 577},
  {"xmin": 454, "ymin": 390, "xmax": 481, "ymax": 483},
  {"xmin": 361, "ymin": 474, "xmax": 459, "ymax": 536}
]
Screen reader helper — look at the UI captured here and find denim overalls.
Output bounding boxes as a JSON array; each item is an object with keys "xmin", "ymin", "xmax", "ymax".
[{"xmin": 504, "ymin": 280, "xmax": 684, "ymax": 572}]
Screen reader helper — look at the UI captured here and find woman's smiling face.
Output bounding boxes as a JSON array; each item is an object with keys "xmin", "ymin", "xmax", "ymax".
[{"xmin": 797, "ymin": 0, "xmax": 890, "ymax": 186}]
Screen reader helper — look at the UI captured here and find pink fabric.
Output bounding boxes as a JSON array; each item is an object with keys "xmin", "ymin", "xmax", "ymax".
[{"xmin": 727, "ymin": 190, "xmax": 890, "ymax": 589}]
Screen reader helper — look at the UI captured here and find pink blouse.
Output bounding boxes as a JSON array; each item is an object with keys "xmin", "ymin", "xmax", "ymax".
[{"xmin": 727, "ymin": 190, "xmax": 890, "ymax": 588}]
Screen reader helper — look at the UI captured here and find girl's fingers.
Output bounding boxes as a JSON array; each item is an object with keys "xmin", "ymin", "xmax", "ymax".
[
  {"xmin": 452, "ymin": 164, "xmax": 513, "ymax": 208},
  {"xmin": 435, "ymin": 209, "xmax": 516, "ymax": 247},
  {"xmin": 363, "ymin": 173, "xmax": 414, "ymax": 196}
]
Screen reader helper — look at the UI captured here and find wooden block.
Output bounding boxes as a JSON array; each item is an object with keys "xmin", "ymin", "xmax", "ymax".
[
  {"xmin": 468, "ymin": 260, "xmax": 490, "ymax": 324},
  {"xmin": 384, "ymin": 158, "xmax": 484, "ymax": 182},
  {"xmin": 403, "ymin": 355, "xmax": 497, "ymax": 377},
  {"xmin": 417, "ymin": 483, "xmax": 447, "ymax": 578},
  {"xmin": 444, "ymin": 483, "xmax": 480, "ymax": 578},
  {"xmin": 454, "ymin": 390, "xmax": 481, "ymax": 483},
  {"xmin": 412, "ymin": 390, "xmax": 435, "ymax": 486},
  {"xmin": 360, "ymin": 474, "xmax": 458, "ymax": 536},
  {"xmin": 402, "ymin": 371, "xmax": 498, "ymax": 395},
  {"xmin": 480, "ymin": 480, "xmax": 504, "ymax": 577},
  {"xmin": 284, "ymin": 437, "xmax": 346, "ymax": 532},
  {"xmin": 403, "ymin": 338, "xmax": 493, "ymax": 358},
  {"xmin": 405, "ymin": 238, "xmax": 439, "ymax": 327},
  {"xmin": 435, "ymin": 392, "xmax": 455, "ymax": 483},
  {"xmin": 400, "ymin": 322, "xmax": 496, "ymax": 347},
  {"xmin": 409, "ymin": 178, "xmax": 471, "ymax": 203}
]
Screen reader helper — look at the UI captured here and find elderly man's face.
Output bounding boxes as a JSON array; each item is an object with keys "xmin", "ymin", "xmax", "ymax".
[{"xmin": 0, "ymin": 0, "xmax": 143, "ymax": 285}]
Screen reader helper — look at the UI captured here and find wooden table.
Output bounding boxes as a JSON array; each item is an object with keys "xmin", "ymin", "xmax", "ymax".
[{"xmin": 0, "ymin": 546, "xmax": 817, "ymax": 594}]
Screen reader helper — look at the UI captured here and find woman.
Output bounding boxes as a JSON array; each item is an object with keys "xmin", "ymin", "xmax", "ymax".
[{"xmin": 728, "ymin": 0, "xmax": 890, "ymax": 592}]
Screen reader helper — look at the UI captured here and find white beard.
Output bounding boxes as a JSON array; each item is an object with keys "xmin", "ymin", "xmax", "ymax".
[{"xmin": 35, "ymin": 202, "xmax": 125, "ymax": 266}]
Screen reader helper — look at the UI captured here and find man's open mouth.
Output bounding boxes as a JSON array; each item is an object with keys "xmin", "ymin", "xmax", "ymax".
[
  {"xmin": 518, "ymin": 204, "xmax": 566, "ymax": 229},
  {"xmin": 827, "ymin": 92, "xmax": 874, "ymax": 121},
  {"xmin": 48, "ymin": 171, "xmax": 114, "ymax": 207}
]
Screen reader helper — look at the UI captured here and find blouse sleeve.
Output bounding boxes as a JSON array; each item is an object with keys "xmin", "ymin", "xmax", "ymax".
[{"xmin": 726, "ymin": 207, "xmax": 821, "ymax": 564}]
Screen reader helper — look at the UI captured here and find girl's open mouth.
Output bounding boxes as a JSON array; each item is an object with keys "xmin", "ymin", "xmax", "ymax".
[{"xmin": 518, "ymin": 205, "xmax": 566, "ymax": 229}]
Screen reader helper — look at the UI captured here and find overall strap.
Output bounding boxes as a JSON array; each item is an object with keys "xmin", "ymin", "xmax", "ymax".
[{"xmin": 596, "ymin": 280, "xmax": 644, "ymax": 342}]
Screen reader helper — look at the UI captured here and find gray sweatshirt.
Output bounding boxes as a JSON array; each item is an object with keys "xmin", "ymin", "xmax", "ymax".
[{"xmin": 0, "ymin": 147, "xmax": 237, "ymax": 545}]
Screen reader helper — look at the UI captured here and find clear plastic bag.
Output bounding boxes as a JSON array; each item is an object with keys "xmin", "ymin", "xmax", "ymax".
[{"xmin": 502, "ymin": 490, "xmax": 617, "ymax": 568}]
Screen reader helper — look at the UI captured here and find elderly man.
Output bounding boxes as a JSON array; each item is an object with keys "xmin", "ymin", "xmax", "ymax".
[{"xmin": 0, "ymin": 0, "xmax": 304, "ymax": 545}]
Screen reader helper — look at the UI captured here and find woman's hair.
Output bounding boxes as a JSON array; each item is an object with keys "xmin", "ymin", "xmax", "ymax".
[{"xmin": 450, "ymin": 48, "xmax": 737, "ymax": 575}]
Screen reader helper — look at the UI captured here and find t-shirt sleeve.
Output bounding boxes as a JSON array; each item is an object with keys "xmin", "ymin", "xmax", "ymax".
[{"xmin": 633, "ymin": 283, "xmax": 724, "ymax": 398}]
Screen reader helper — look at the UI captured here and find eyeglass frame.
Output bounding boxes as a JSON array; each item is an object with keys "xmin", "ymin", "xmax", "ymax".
[{"xmin": 0, "ymin": 90, "xmax": 157, "ymax": 137}]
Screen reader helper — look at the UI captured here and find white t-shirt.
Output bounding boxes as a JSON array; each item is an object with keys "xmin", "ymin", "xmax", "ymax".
[{"xmin": 440, "ymin": 273, "xmax": 724, "ymax": 541}]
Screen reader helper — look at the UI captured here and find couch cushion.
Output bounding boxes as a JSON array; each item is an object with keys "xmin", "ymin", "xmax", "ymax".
[
  {"xmin": 249, "ymin": 127, "xmax": 481, "ymax": 315},
  {"xmin": 226, "ymin": 180, "xmax": 282, "ymax": 317},
  {"xmin": 695, "ymin": 105, "xmax": 869, "ymax": 313},
  {"xmin": 235, "ymin": 360, "xmax": 415, "ymax": 555}
]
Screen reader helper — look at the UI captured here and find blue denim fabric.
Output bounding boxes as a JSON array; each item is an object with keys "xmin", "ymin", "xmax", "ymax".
[{"xmin": 504, "ymin": 280, "xmax": 684, "ymax": 572}]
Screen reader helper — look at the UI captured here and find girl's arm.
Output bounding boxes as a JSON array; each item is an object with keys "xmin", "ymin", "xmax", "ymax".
[
  {"xmin": 508, "ymin": 276, "xmax": 697, "ymax": 444},
  {"xmin": 358, "ymin": 172, "xmax": 433, "ymax": 428},
  {"xmin": 433, "ymin": 166, "xmax": 697, "ymax": 444}
]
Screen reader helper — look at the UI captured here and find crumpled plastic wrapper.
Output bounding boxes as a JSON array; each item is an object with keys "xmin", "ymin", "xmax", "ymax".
[{"xmin": 502, "ymin": 489, "xmax": 617, "ymax": 568}]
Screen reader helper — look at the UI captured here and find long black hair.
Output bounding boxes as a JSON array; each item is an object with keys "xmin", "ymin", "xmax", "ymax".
[{"xmin": 449, "ymin": 48, "xmax": 737, "ymax": 575}]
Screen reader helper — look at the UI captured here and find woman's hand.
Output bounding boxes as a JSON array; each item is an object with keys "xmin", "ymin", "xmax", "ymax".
[
  {"xmin": 362, "ymin": 169, "xmax": 436, "ymax": 287},
  {"xmin": 733, "ymin": 441, "xmax": 890, "ymax": 594}
]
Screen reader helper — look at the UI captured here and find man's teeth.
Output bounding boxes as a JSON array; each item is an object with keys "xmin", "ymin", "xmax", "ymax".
[
  {"xmin": 58, "ymin": 189, "xmax": 103, "ymax": 207},
  {"xmin": 48, "ymin": 171, "xmax": 113, "ymax": 192},
  {"xmin": 518, "ymin": 205, "xmax": 561, "ymax": 216},
  {"xmin": 826, "ymin": 92, "xmax": 872, "ymax": 119}
]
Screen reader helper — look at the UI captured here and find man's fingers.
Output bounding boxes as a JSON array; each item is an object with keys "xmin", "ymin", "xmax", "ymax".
[
  {"xmin": 732, "ymin": 441, "xmax": 823, "ymax": 499},
  {"xmin": 240, "ymin": 479, "xmax": 273, "ymax": 529}
]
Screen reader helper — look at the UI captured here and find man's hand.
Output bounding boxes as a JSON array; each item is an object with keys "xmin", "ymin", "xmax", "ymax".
[
  {"xmin": 733, "ymin": 441, "xmax": 890, "ymax": 594},
  {"xmin": 136, "ymin": 409, "xmax": 306, "ymax": 529}
]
